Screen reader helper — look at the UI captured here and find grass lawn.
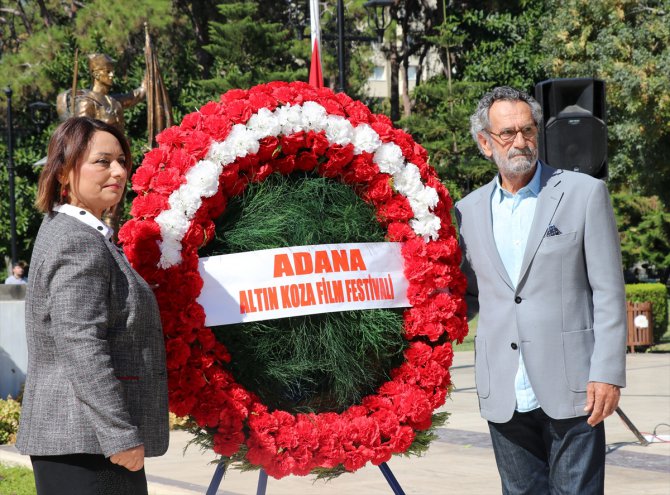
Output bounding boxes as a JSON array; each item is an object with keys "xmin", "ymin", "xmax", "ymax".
[
  {"xmin": 0, "ymin": 463, "xmax": 35, "ymax": 495},
  {"xmin": 454, "ymin": 315, "xmax": 477, "ymax": 352}
]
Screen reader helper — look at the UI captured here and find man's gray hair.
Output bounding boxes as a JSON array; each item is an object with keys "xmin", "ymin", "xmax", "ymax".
[{"xmin": 470, "ymin": 86, "xmax": 543, "ymax": 156}]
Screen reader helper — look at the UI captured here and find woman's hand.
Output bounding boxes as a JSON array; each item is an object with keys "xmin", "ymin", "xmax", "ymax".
[{"xmin": 109, "ymin": 444, "xmax": 145, "ymax": 471}]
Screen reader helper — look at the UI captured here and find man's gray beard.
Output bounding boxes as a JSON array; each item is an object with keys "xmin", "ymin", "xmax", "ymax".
[{"xmin": 492, "ymin": 145, "xmax": 537, "ymax": 178}]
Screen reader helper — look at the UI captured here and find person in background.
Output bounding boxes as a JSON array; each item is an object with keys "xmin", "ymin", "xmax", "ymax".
[
  {"xmin": 456, "ymin": 86, "xmax": 626, "ymax": 494},
  {"xmin": 4, "ymin": 263, "xmax": 27, "ymax": 284},
  {"xmin": 16, "ymin": 117, "xmax": 169, "ymax": 495}
]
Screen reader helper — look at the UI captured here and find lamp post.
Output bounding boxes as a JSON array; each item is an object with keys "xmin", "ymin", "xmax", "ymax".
[
  {"xmin": 3, "ymin": 88, "xmax": 17, "ymax": 265},
  {"xmin": 336, "ymin": 0, "xmax": 346, "ymax": 93},
  {"xmin": 29, "ymin": 101, "xmax": 51, "ymax": 134},
  {"xmin": 333, "ymin": 0, "xmax": 393, "ymax": 94},
  {"xmin": 363, "ymin": 0, "xmax": 393, "ymax": 43}
]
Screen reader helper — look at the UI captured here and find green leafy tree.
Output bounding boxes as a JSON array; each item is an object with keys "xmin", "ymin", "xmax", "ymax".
[
  {"xmin": 201, "ymin": 1, "xmax": 308, "ymax": 92},
  {"xmin": 461, "ymin": 0, "xmax": 548, "ymax": 92},
  {"xmin": 400, "ymin": 80, "xmax": 494, "ymax": 200},
  {"xmin": 540, "ymin": 0, "xmax": 670, "ymax": 204},
  {"xmin": 404, "ymin": 1, "xmax": 547, "ymax": 198},
  {"xmin": 0, "ymin": 0, "xmax": 223, "ymax": 262},
  {"xmin": 612, "ymin": 192, "xmax": 670, "ymax": 285},
  {"xmin": 0, "ymin": 133, "xmax": 45, "ymax": 265}
]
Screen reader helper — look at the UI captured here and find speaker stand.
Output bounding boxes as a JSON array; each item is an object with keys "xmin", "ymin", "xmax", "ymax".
[{"xmin": 615, "ymin": 407, "xmax": 649, "ymax": 446}]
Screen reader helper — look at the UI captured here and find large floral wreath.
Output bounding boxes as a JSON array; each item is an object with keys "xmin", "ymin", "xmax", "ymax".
[{"xmin": 119, "ymin": 81, "xmax": 468, "ymax": 479}]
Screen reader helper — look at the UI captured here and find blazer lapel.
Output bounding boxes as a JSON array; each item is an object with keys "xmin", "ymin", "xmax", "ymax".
[
  {"xmin": 517, "ymin": 165, "xmax": 564, "ymax": 285},
  {"xmin": 473, "ymin": 177, "xmax": 515, "ymax": 291}
]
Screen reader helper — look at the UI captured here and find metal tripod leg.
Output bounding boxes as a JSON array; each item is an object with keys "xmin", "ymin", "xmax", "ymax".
[
  {"xmin": 378, "ymin": 462, "xmax": 406, "ymax": 495},
  {"xmin": 256, "ymin": 469, "xmax": 268, "ymax": 495},
  {"xmin": 615, "ymin": 407, "xmax": 649, "ymax": 446},
  {"xmin": 206, "ymin": 462, "xmax": 226, "ymax": 495}
]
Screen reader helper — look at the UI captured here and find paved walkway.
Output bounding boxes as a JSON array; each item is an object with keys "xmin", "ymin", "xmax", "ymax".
[{"xmin": 2, "ymin": 351, "xmax": 669, "ymax": 494}]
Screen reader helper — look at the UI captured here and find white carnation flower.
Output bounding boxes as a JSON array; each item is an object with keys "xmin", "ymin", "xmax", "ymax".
[
  {"xmin": 207, "ymin": 125, "xmax": 259, "ymax": 165},
  {"xmin": 325, "ymin": 115, "xmax": 354, "ymax": 145},
  {"xmin": 207, "ymin": 140, "xmax": 237, "ymax": 165},
  {"xmin": 166, "ymin": 186, "xmax": 201, "ymax": 218},
  {"xmin": 185, "ymin": 160, "xmax": 222, "ymax": 198},
  {"xmin": 374, "ymin": 142, "xmax": 405, "ymax": 174},
  {"xmin": 276, "ymin": 104, "xmax": 304, "ymax": 135},
  {"xmin": 410, "ymin": 213, "xmax": 441, "ymax": 241},
  {"xmin": 224, "ymin": 124, "xmax": 260, "ymax": 161},
  {"xmin": 158, "ymin": 238, "xmax": 183, "ymax": 268},
  {"xmin": 414, "ymin": 186, "xmax": 439, "ymax": 209},
  {"xmin": 300, "ymin": 101, "xmax": 328, "ymax": 132},
  {"xmin": 247, "ymin": 107, "xmax": 282, "ymax": 140},
  {"xmin": 393, "ymin": 163, "xmax": 423, "ymax": 197},
  {"xmin": 157, "ymin": 209, "xmax": 190, "ymax": 239},
  {"xmin": 352, "ymin": 124, "xmax": 382, "ymax": 154}
]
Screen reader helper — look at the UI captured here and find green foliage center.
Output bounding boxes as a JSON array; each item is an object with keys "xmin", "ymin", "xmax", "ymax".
[{"xmin": 201, "ymin": 173, "xmax": 407, "ymax": 413}]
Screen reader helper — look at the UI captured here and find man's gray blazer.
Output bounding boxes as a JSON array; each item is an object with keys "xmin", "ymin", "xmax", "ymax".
[
  {"xmin": 455, "ymin": 163, "xmax": 626, "ymax": 423},
  {"xmin": 17, "ymin": 212, "xmax": 169, "ymax": 457}
]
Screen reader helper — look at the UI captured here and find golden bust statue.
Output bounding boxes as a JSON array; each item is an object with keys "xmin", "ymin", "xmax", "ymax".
[{"xmin": 56, "ymin": 53, "xmax": 146, "ymax": 131}]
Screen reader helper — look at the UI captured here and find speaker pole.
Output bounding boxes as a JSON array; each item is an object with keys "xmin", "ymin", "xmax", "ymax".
[{"xmin": 615, "ymin": 407, "xmax": 650, "ymax": 446}]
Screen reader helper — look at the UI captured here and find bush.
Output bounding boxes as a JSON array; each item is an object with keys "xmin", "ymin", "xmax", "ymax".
[
  {"xmin": 0, "ymin": 396, "xmax": 21, "ymax": 445},
  {"xmin": 625, "ymin": 283, "xmax": 668, "ymax": 343}
]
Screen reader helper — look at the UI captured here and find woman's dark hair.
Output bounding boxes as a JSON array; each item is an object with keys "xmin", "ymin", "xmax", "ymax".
[{"xmin": 36, "ymin": 117, "xmax": 132, "ymax": 213}]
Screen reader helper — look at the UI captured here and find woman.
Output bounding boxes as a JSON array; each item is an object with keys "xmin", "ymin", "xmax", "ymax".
[{"xmin": 16, "ymin": 117, "xmax": 169, "ymax": 494}]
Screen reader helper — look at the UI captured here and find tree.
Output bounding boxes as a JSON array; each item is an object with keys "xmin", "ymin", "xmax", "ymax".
[
  {"xmin": 0, "ymin": 0, "xmax": 215, "ymax": 263},
  {"xmin": 400, "ymin": 79, "xmax": 494, "ymax": 200},
  {"xmin": 381, "ymin": 0, "xmax": 444, "ymax": 121},
  {"xmin": 612, "ymin": 192, "xmax": 670, "ymax": 285},
  {"xmin": 403, "ymin": 0, "xmax": 548, "ymax": 197},
  {"xmin": 540, "ymin": 0, "xmax": 670, "ymax": 205},
  {"xmin": 460, "ymin": 0, "xmax": 548, "ymax": 92},
  {"xmin": 200, "ymin": 1, "xmax": 308, "ymax": 92}
]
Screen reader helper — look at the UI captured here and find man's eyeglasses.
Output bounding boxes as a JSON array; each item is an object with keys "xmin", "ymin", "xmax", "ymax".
[{"xmin": 486, "ymin": 125, "xmax": 538, "ymax": 143}]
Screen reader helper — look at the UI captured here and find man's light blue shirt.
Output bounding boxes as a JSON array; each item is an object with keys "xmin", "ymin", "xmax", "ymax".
[{"xmin": 491, "ymin": 162, "xmax": 542, "ymax": 412}]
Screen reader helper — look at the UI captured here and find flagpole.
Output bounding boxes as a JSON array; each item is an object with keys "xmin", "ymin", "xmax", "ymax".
[
  {"xmin": 309, "ymin": 0, "xmax": 324, "ymax": 88},
  {"xmin": 309, "ymin": 0, "xmax": 321, "ymax": 57}
]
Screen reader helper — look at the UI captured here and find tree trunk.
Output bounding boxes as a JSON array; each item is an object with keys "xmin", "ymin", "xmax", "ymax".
[
  {"xmin": 401, "ymin": 57, "xmax": 411, "ymax": 118},
  {"xmin": 175, "ymin": 0, "xmax": 214, "ymax": 78},
  {"xmin": 389, "ymin": 46, "xmax": 400, "ymax": 123},
  {"xmin": 36, "ymin": 0, "xmax": 52, "ymax": 28}
]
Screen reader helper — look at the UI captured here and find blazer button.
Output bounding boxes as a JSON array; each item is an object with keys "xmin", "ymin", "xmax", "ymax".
[
  {"xmin": 511, "ymin": 342, "xmax": 518, "ymax": 350},
  {"xmin": 514, "ymin": 296, "xmax": 522, "ymax": 304}
]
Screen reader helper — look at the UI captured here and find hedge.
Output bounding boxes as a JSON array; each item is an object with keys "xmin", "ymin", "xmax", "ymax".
[
  {"xmin": 0, "ymin": 396, "xmax": 20, "ymax": 445},
  {"xmin": 625, "ymin": 283, "xmax": 668, "ymax": 343}
]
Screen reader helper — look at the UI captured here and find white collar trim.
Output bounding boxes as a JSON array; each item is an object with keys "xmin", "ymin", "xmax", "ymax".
[{"xmin": 54, "ymin": 204, "xmax": 114, "ymax": 240}]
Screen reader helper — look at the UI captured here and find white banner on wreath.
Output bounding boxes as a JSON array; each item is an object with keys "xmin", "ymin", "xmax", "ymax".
[{"xmin": 197, "ymin": 242, "xmax": 410, "ymax": 326}]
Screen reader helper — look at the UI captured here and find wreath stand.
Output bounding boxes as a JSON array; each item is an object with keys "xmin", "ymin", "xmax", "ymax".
[{"xmin": 205, "ymin": 461, "xmax": 407, "ymax": 495}]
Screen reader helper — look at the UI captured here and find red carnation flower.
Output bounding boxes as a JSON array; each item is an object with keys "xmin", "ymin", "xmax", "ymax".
[{"xmin": 280, "ymin": 132, "xmax": 306, "ymax": 156}]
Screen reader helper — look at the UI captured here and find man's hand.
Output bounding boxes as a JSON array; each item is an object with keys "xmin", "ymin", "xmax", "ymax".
[
  {"xmin": 109, "ymin": 444, "xmax": 145, "ymax": 471},
  {"xmin": 584, "ymin": 382, "xmax": 620, "ymax": 426}
]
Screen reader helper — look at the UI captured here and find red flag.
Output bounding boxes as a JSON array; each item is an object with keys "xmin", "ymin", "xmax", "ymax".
[{"xmin": 309, "ymin": 39, "xmax": 324, "ymax": 88}]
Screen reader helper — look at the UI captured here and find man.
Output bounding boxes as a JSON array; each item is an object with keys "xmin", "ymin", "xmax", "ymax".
[
  {"xmin": 56, "ymin": 53, "xmax": 145, "ymax": 131},
  {"xmin": 455, "ymin": 86, "xmax": 626, "ymax": 494},
  {"xmin": 5, "ymin": 263, "xmax": 26, "ymax": 284}
]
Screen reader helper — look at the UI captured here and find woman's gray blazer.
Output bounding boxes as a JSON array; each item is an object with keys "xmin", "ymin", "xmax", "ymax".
[{"xmin": 17, "ymin": 212, "xmax": 169, "ymax": 457}]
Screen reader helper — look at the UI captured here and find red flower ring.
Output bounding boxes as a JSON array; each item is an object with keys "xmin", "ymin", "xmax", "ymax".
[{"xmin": 119, "ymin": 81, "xmax": 468, "ymax": 478}]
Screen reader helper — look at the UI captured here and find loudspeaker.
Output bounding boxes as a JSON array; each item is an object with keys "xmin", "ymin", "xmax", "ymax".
[{"xmin": 534, "ymin": 78, "xmax": 608, "ymax": 178}]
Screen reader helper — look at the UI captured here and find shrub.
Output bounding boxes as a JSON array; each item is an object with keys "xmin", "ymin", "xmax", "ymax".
[
  {"xmin": 0, "ymin": 396, "xmax": 21, "ymax": 445},
  {"xmin": 625, "ymin": 283, "xmax": 668, "ymax": 343}
]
